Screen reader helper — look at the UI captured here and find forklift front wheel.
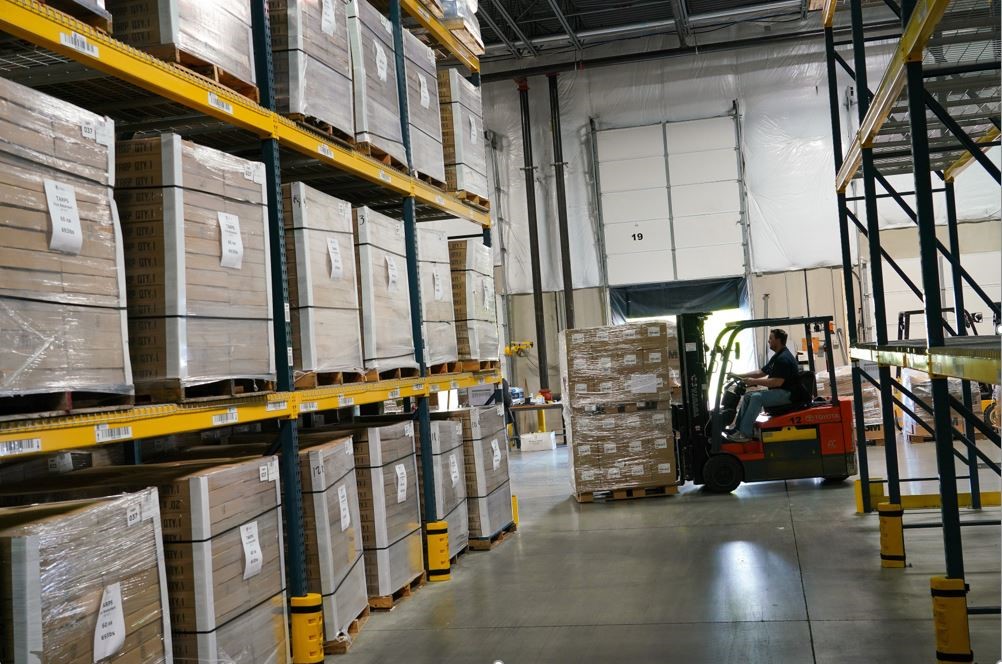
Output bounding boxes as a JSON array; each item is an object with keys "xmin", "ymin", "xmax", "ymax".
[{"xmin": 702, "ymin": 454, "xmax": 743, "ymax": 493}]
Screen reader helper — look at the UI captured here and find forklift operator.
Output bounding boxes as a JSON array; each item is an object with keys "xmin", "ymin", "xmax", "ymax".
[{"xmin": 725, "ymin": 328, "xmax": 801, "ymax": 442}]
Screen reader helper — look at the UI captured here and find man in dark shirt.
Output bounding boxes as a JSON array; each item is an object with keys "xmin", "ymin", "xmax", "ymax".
[{"xmin": 726, "ymin": 328, "xmax": 801, "ymax": 442}]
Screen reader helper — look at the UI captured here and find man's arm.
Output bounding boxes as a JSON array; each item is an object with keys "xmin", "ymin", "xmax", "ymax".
[
  {"xmin": 746, "ymin": 376, "xmax": 784, "ymax": 388},
  {"xmin": 731, "ymin": 369, "xmax": 766, "ymax": 379}
]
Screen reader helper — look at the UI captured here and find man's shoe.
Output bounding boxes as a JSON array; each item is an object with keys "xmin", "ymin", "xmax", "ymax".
[{"xmin": 725, "ymin": 432, "xmax": 752, "ymax": 443}]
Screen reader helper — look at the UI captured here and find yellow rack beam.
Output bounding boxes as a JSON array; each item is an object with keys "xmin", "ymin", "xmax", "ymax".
[
  {"xmin": 943, "ymin": 126, "xmax": 1001, "ymax": 182},
  {"xmin": 0, "ymin": 0, "xmax": 490, "ymax": 227},
  {"xmin": 850, "ymin": 346, "xmax": 1000, "ymax": 384},
  {"xmin": 0, "ymin": 372, "xmax": 501, "ymax": 457},
  {"xmin": 834, "ymin": 0, "xmax": 950, "ymax": 192},
  {"xmin": 401, "ymin": 0, "xmax": 480, "ymax": 72},
  {"xmin": 821, "ymin": 0, "xmax": 838, "ymax": 28}
]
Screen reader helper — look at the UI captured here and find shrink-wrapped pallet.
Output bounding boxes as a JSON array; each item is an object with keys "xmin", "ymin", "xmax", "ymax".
[
  {"xmin": 347, "ymin": 0, "xmax": 406, "ymax": 165},
  {"xmin": 0, "ymin": 490, "xmax": 172, "ymax": 663},
  {"xmin": 271, "ymin": 0, "xmax": 355, "ymax": 137},
  {"xmin": 354, "ymin": 207, "xmax": 417, "ymax": 371},
  {"xmin": 451, "ymin": 406, "xmax": 512, "ymax": 538},
  {"xmin": 352, "ymin": 423, "xmax": 424, "ymax": 596},
  {"xmin": 403, "ymin": 29, "xmax": 446, "ymax": 183},
  {"xmin": 901, "ymin": 368, "xmax": 983, "ymax": 439},
  {"xmin": 438, "ymin": 68, "xmax": 488, "ymax": 197},
  {"xmin": 468, "ymin": 480, "xmax": 512, "ymax": 539},
  {"xmin": 816, "ymin": 365, "xmax": 882, "ymax": 424},
  {"xmin": 105, "ymin": 0, "xmax": 256, "ymax": 87},
  {"xmin": 0, "ymin": 75, "xmax": 132, "ymax": 399},
  {"xmin": 116, "ymin": 134, "xmax": 275, "ymax": 396},
  {"xmin": 442, "ymin": 0, "xmax": 484, "ymax": 55},
  {"xmin": 418, "ymin": 228, "xmax": 459, "ymax": 366},
  {"xmin": 449, "ymin": 238, "xmax": 498, "ymax": 360},
  {"xmin": 283, "ymin": 183, "xmax": 364, "ymax": 375},
  {"xmin": 419, "ymin": 419, "xmax": 468, "ymax": 556}
]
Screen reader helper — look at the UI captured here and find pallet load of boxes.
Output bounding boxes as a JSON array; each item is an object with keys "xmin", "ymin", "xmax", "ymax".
[{"xmin": 0, "ymin": 0, "xmax": 504, "ymax": 661}]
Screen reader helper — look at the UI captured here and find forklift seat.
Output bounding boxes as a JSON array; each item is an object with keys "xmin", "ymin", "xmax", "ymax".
[{"xmin": 763, "ymin": 371, "xmax": 818, "ymax": 416}]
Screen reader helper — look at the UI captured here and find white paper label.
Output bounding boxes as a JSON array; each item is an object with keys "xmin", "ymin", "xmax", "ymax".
[
  {"xmin": 126, "ymin": 504, "xmax": 141, "ymax": 528},
  {"xmin": 432, "ymin": 269, "xmax": 444, "ymax": 301},
  {"xmin": 92, "ymin": 583, "xmax": 125, "ymax": 661},
  {"xmin": 629, "ymin": 374, "xmax": 658, "ymax": 394},
  {"xmin": 240, "ymin": 521, "xmax": 263, "ymax": 579},
  {"xmin": 404, "ymin": 422, "xmax": 414, "ymax": 437},
  {"xmin": 418, "ymin": 73, "xmax": 430, "ymax": 108},
  {"xmin": 266, "ymin": 401, "xmax": 288, "ymax": 412},
  {"xmin": 337, "ymin": 484, "xmax": 351, "ymax": 531},
  {"xmin": 468, "ymin": 115, "xmax": 478, "ymax": 144},
  {"xmin": 339, "ymin": 396, "xmax": 354, "ymax": 407},
  {"xmin": 301, "ymin": 401, "xmax": 319, "ymax": 412},
  {"xmin": 574, "ymin": 383, "xmax": 587, "ymax": 393},
  {"xmin": 95, "ymin": 424, "xmax": 133, "ymax": 444},
  {"xmin": 596, "ymin": 330, "xmax": 610, "ymax": 341},
  {"xmin": 598, "ymin": 357, "xmax": 612, "ymax": 371},
  {"xmin": 490, "ymin": 439, "xmax": 501, "ymax": 470},
  {"xmin": 482, "ymin": 279, "xmax": 492, "ymax": 310},
  {"xmin": 318, "ymin": 143, "xmax": 335, "ymax": 159},
  {"xmin": 327, "ymin": 237, "xmax": 344, "ymax": 279},
  {"xmin": 60, "ymin": 31, "xmax": 99, "ymax": 58},
  {"xmin": 577, "ymin": 444, "xmax": 591, "ymax": 456},
  {"xmin": 207, "ymin": 91, "xmax": 234, "ymax": 114},
  {"xmin": 395, "ymin": 463, "xmax": 407, "ymax": 503},
  {"xmin": 448, "ymin": 453, "xmax": 460, "ymax": 486},
  {"xmin": 624, "ymin": 328, "xmax": 638, "ymax": 339},
  {"xmin": 497, "ymin": 405, "xmax": 504, "ymax": 417},
  {"xmin": 81, "ymin": 122, "xmax": 97, "ymax": 141},
  {"xmin": 630, "ymin": 464, "xmax": 644, "ymax": 477},
  {"xmin": 649, "ymin": 352, "xmax": 663, "ymax": 363},
  {"xmin": 321, "ymin": 0, "xmax": 336, "ymax": 35},
  {"xmin": 647, "ymin": 326, "xmax": 661, "ymax": 337},
  {"xmin": 385, "ymin": 254, "xmax": 399, "ymax": 291},
  {"xmin": 374, "ymin": 41, "xmax": 388, "ymax": 81},
  {"xmin": 655, "ymin": 438, "xmax": 668, "ymax": 449},
  {"xmin": 685, "ymin": 342, "xmax": 698, "ymax": 352},
  {"xmin": 658, "ymin": 463, "xmax": 671, "ymax": 474},
  {"xmin": 607, "ymin": 467, "xmax": 621, "ymax": 479},
  {"xmin": 212, "ymin": 407, "xmax": 239, "ymax": 426},
  {"xmin": 259, "ymin": 464, "xmax": 270, "ymax": 481},
  {"xmin": 580, "ymin": 469, "xmax": 596, "ymax": 481},
  {"xmin": 603, "ymin": 442, "xmax": 617, "ymax": 454},
  {"xmin": 624, "ymin": 354, "xmax": 637, "ymax": 366},
  {"xmin": 629, "ymin": 441, "xmax": 643, "ymax": 453},
  {"xmin": 653, "ymin": 414, "xmax": 667, "ymax": 425},
  {"xmin": 269, "ymin": 458, "xmax": 279, "ymax": 481},
  {"xmin": 217, "ymin": 212, "xmax": 244, "ymax": 269},
  {"xmin": 44, "ymin": 180, "xmax": 83, "ymax": 254},
  {"xmin": 49, "ymin": 452, "xmax": 75, "ymax": 473}
]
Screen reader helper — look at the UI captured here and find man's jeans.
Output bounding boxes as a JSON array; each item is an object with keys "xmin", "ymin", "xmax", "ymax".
[{"xmin": 735, "ymin": 389, "xmax": 791, "ymax": 437}]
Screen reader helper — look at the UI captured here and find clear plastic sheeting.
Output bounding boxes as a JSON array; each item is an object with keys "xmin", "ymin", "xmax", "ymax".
[
  {"xmin": 440, "ymin": 68, "xmax": 488, "ymax": 197},
  {"xmin": 418, "ymin": 228, "xmax": 459, "ymax": 366},
  {"xmin": 0, "ymin": 490, "xmax": 172, "ymax": 664},
  {"xmin": 404, "ymin": 30, "xmax": 446, "ymax": 184},
  {"xmin": 816, "ymin": 365, "xmax": 881, "ymax": 424},
  {"xmin": 442, "ymin": 0, "xmax": 483, "ymax": 52},
  {"xmin": 900, "ymin": 368, "xmax": 984, "ymax": 438},
  {"xmin": 468, "ymin": 480, "xmax": 511, "ymax": 539},
  {"xmin": 482, "ymin": 40, "xmax": 1001, "ymax": 293},
  {"xmin": 449, "ymin": 239, "xmax": 499, "ymax": 360}
]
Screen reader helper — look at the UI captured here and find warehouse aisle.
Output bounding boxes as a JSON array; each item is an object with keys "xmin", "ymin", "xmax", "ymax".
[{"xmin": 337, "ymin": 446, "xmax": 1001, "ymax": 663}]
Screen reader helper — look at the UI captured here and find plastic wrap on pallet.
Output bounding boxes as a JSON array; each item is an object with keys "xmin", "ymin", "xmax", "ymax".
[
  {"xmin": 363, "ymin": 526, "xmax": 424, "ymax": 597},
  {"xmin": 354, "ymin": 206, "xmax": 417, "ymax": 370},
  {"xmin": 283, "ymin": 182, "xmax": 365, "ymax": 375},
  {"xmin": 452, "ymin": 404, "xmax": 505, "ymax": 442},
  {"xmin": 816, "ymin": 365, "xmax": 882, "ymax": 424},
  {"xmin": 172, "ymin": 593, "xmax": 288, "ymax": 664},
  {"xmin": 403, "ymin": 29, "xmax": 446, "ymax": 184},
  {"xmin": 0, "ymin": 490, "xmax": 172, "ymax": 664},
  {"xmin": 0, "ymin": 76, "xmax": 132, "ymax": 398},
  {"xmin": 438, "ymin": 68, "xmax": 488, "ymax": 197},
  {"xmin": 443, "ymin": 499, "xmax": 469, "ymax": 557},
  {"xmin": 105, "ymin": 0, "xmax": 256, "ymax": 86},
  {"xmin": 468, "ymin": 479, "xmax": 512, "ymax": 539},
  {"xmin": 417, "ymin": 420, "xmax": 466, "ymax": 517},
  {"xmin": 900, "ymin": 368, "xmax": 984, "ymax": 438},
  {"xmin": 449, "ymin": 239, "xmax": 499, "ymax": 360},
  {"xmin": 418, "ymin": 228, "xmax": 458, "ymax": 366},
  {"xmin": 347, "ymin": 0, "xmax": 406, "ymax": 164},
  {"xmin": 0, "ymin": 447, "xmax": 125, "ymax": 485},
  {"xmin": 116, "ymin": 134, "xmax": 276, "ymax": 390},
  {"xmin": 441, "ymin": 0, "xmax": 484, "ymax": 54}
]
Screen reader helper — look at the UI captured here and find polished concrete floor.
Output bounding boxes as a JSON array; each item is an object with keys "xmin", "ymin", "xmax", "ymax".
[{"xmin": 338, "ymin": 443, "xmax": 1001, "ymax": 663}]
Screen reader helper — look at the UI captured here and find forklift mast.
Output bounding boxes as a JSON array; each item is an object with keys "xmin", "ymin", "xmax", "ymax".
[{"xmin": 674, "ymin": 314, "xmax": 710, "ymax": 484}]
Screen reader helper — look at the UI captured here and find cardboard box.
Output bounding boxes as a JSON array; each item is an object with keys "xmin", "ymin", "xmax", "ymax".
[
  {"xmin": 171, "ymin": 592, "xmax": 289, "ymax": 664},
  {"xmin": 520, "ymin": 431, "xmax": 557, "ymax": 452},
  {"xmin": 363, "ymin": 526, "xmax": 423, "ymax": 597},
  {"xmin": 438, "ymin": 68, "xmax": 487, "ymax": 197},
  {"xmin": 449, "ymin": 239, "xmax": 498, "ymax": 361},
  {"xmin": 403, "ymin": 29, "xmax": 445, "ymax": 183},
  {"xmin": 468, "ymin": 480, "xmax": 512, "ymax": 539},
  {"xmin": 0, "ymin": 490, "xmax": 172, "ymax": 664},
  {"xmin": 442, "ymin": 499, "xmax": 469, "ymax": 557},
  {"xmin": 418, "ymin": 228, "xmax": 458, "ymax": 366},
  {"xmin": 417, "ymin": 420, "xmax": 466, "ymax": 518}
]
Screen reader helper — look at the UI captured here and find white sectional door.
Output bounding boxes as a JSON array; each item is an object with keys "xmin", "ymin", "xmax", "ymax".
[{"xmin": 597, "ymin": 116, "xmax": 746, "ymax": 287}]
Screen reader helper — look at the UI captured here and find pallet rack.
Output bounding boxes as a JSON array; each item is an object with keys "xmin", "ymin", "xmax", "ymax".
[
  {"xmin": 0, "ymin": 0, "xmax": 498, "ymax": 599},
  {"xmin": 822, "ymin": 0, "xmax": 1000, "ymax": 655}
]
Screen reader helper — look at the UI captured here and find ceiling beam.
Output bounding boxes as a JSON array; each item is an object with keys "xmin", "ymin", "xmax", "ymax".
[
  {"xmin": 484, "ymin": 0, "xmax": 540, "ymax": 56},
  {"xmin": 667, "ymin": 0, "xmax": 692, "ymax": 46},
  {"xmin": 543, "ymin": 0, "xmax": 584, "ymax": 50},
  {"xmin": 478, "ymin": 8, "xmax": 521, "ymax": 58}
]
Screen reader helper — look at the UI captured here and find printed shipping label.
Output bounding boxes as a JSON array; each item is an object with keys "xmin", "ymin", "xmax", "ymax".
[
  {"xmin": 217, "ymin": 212, "xmax": 244, "ymax": 269},
  {"xmin": 240, "ymin": 521, "xmax": 264, "ymax": 579},
  {"xmin": 629, "ymin": 374, "xmax": 659, "ymax": 394},
  {"xmin": 126, "ymin": 504, "xmax": 141, "ymax": 528},
  {"xmin": 44, "ymin": 180, "xmax": 83, "ymax": 254},
  {"xmin": 338, "ymin": 484, "xmax": 351, "ymax": 531},
  {"xmin": 395, "ymin": 463, "xmax": 408, "ymax": 503},
  {"xmin": 321, "ymin": 0, "xmax": 336, "ymax": 35},
  {"xmin": 207, "ymin": 91, "xmax": 234, "ymax": 114},
  {"xmin": 624, "ymin": 354, "xmax": 638, "ymax": 366},
  {"xmin": 449, "ymin": 453, "xmax": 460, "ymax": 486},
  {"xmin": 655, "ymin": 438, "xmax": 668, "ymax": 449},
  {"xmin": 60, "ymin": 31, "xmax": 99, "ymax": 58},
  {"xmin": 374, "ymin": 41, "xmax": 388, "ymax": 81},
  {"xmin": 658, "ymin": 463, "xmax": 672, "ymax": 474},
  {"xmin": 327, "ymin": 237, "xmax": 344, "ymax": 279},
  {"xmin": 418, "ymin": 73, "xmax": 430, "ymax": 108},
  {"xmin": 647, "ymin": 326, "xmax": 661, "ymax": 337},
  {"xmin": 630, "ymin": 464, "xmax": 644, "ymax": 476},
  {"xmin": 212, "ymin": 407, "xmax": 239, "ymax": 426},
  {"xmin": 49, "ymin": 452, "xmax": 75, "ymax": 474},
  {"xmin": 469, "ymin": 115, "xmax": 478, "ymax": 144},
  {"xmin": 95, "ymin": 424, "xmax": 132, "ymax": 444},
  {"xmin": 490, "ymin": 439, "xmax": 501, "ymax": 470},
  {"xmin": 577, "ymin": 444, "xmax": 591, "ymax": 456},
  {"xmin": 385, "ymin": 254, "xmax": 399, "ymax": 291},
  {"xmin": 629, "ymin": 441, "xmax": 643, "ymax": 453},
  {"xmin": 603, "ymin": 442, "xmax": 617, "ymax": 454},
  {"xmin": 432, "ymin": 269, "xmax": 444, "ymax": 300},
  {"xmin": 92, "ymin": 583, "xmax": 125, "ymax": 662},
  {"xmin": 649, "ymin": 352, "xmax": 662, "ymax": 363}
]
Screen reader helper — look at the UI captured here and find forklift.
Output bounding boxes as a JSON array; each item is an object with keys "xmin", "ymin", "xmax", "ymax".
[{"xmin": 672, "ymin": 314, "xmax": 856, "ymax": 493}]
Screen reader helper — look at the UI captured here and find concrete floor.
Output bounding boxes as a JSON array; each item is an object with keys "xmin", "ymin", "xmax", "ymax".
[{"xmin": 339, "ymin": 444, "xmax": 1001, "ymax": 663}]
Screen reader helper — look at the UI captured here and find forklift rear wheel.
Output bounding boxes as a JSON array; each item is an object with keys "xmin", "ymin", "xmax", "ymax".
[{"xmin": 702, "ymin": 454, "xmax": 743, "ymax": 493}]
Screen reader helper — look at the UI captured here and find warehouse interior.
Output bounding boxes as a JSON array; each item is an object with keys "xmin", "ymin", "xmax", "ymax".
[{"xmin": 0, "ymin": 0, "xmax": 998, "ymax": 663}]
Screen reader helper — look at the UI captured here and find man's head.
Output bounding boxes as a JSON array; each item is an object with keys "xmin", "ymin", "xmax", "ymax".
[{"xmin": 768, "ymin": 328, "xmax": 788, "ymax": 353}]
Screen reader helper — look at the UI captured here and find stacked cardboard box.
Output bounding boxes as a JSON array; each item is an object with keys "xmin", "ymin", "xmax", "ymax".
[
  {"xmin": 0, "ymin": 490, "xmax": 172, "ymax": 663},
  {"xmin": 352, "ymin": 422, "xmax": 424, "ymax": 596},
  {"xmin": 297, "ymin": 433, "xmax": 368, "ymax": 643},
  {"xmin": 0, "ymin": 446, "xmax": 124, "ymax": 485},
  {"xmin": 418, "ymin": 228, "xmax": 459, "ymax": 367},
  {"xmin": 441, "ymin": 0, "xmax": 485, "ymax": 55},
  {"xmin": 354, "ymin": 207, "xmax": 417, "ymax": 371},
  {"xmin": 403, "ymin": 29, "xmax": 446, "ymax": 184},
  {"xmin": 449, "ymin": 239, "xmax": 498, "ymax": 361},
  {"xmin": 105, "ymin": 0, "xmax": 256, "ymax": 86},
  {"xmin": 284, "ymin": 182, "xmax": 364, "ymax": 375},
  {"xmin": 347, "ymin": 0, "xmax": 406, "ymax": 164},
  {"xmin": 116, "ymin": 134, "xmax": 275, "ymax": 393},
  {"xmin": 0, "ymin": 76, "xmax": 132, "ymax": 398},
  {"xmin": 452, "ymin": 406, "xmax": 513, "ymax": 539},
  {"xmin": 0, "ymin": 458, "xmax": 290, "ymax": 663},
  {"xmin": 816, "ymin": 365, "xmax": 881, "ymax": 424},
  {"xmin": 420, "ymin": 419, "xmax": 469, "ymax": 557},
  {"xmin": 901, "ymin": 368, "xmax": 983, "ymax": 439},
  {"xmin": 438, "ymin": 68, "xmax": 488, "ymax": 197},
  {"xmin": 560, "ymin": 322, "xmax": 678, "ymax": 496},
  {"xmin": 271, "ymin": 0, "xmax": 355, "ymax": 137}
]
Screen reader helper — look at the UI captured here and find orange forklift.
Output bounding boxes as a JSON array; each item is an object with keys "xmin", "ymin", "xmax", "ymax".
[{"xmin": 673, "ymin": 314, "xmax": 856, "ymax": 493}]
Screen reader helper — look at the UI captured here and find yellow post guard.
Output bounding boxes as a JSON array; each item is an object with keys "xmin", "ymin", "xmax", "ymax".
[
  {"xmin": 855, "ymin": 477, "xmax": 886, "ymax": 514},
  {"xmin": 290, "ymin": 593, "xmax": 324, "ymax": 664},
  {"xmin": 511, "ymin": 494, "xmax": 519, "ymax": 528},
  {"xmin": 878, "ymin": 503, "xmax": 905, "ymax": 568},
  {"xmin": 425, "ymin": 520, "xmax": 451, "ymax": 582},
  {"xmin": 930, "ymin": 576, "xmax": 973, "ymax": 663}
]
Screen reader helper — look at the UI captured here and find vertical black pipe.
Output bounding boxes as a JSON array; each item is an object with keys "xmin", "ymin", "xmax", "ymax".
[
  {"xmin": 251, "ymin": 0, "xmax": 306, "ymax": 596},
  {"xmin": 547, "ymin": 73, "xmax": 575, "ymax": 330},
  {"xmin": 517, "ymin": 78, "xmax": 550, "ymax": 391},
  {"xmin": 850, "ymin": 0, "xmax": 901, "ymax": 504},
  {"xmin": 945, "ymin": 181, "xmax": 982, "ymax": 508}
]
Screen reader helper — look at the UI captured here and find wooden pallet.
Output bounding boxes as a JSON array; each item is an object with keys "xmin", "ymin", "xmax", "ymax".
[
  {"xmin": 453, "ymin": 189, "xmax": 490, "ymax": 209},
  {"xmin": 456, "ymin": 359, "xmax": 499, "ymax": 372},
  {"xmin": 368, "ymin": 572, "xmax": 426, "ymax": 610},
  {"xmin": 376, "ymin": 366, "xmax": 421, "ymax": 381},
  {"xmin": 357, "ymin": 141, "xmax": 409, "ymax": 173},
  {"xmin": 441, "ymin": 20, "xmax": 486, "ymax": 56},
  {"xmin": 468, "ymin": 521, "xmax": 517, "ymax": 551},
  {"xmin": 135, "ymin": 378, "xmax": 274, "ymax": 404},
  {"xmin": 0, "ymin": 390, "xmax": 133, "ymax": 422},
  {"xmin": 574, "ymin": 484, "xmax": 679, "ymax": 504},
  {"xmin": 147, "ymin": 44, "xmax": 260, "ymax": 103},
  {"xmin": 41, "ymin": 0, "xmax": 112, "ymax": 33},
  {"xmin": 323, "ymin": 605, "xmax": 370, "ymax": 656},
  {"xmin": 416, "ymin": 170, "xmax": 447, "ymax": 190},
  {"xmin": 294, "ymin": 370, "xmax": 372, "ymax": 390},
  {"xmin": 428, "ymin": 361, "xmax": 460, "ymax": 375},
  {"xmin": 287, "ymin": 113, "xmax": 356, "ymax": 146}
]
